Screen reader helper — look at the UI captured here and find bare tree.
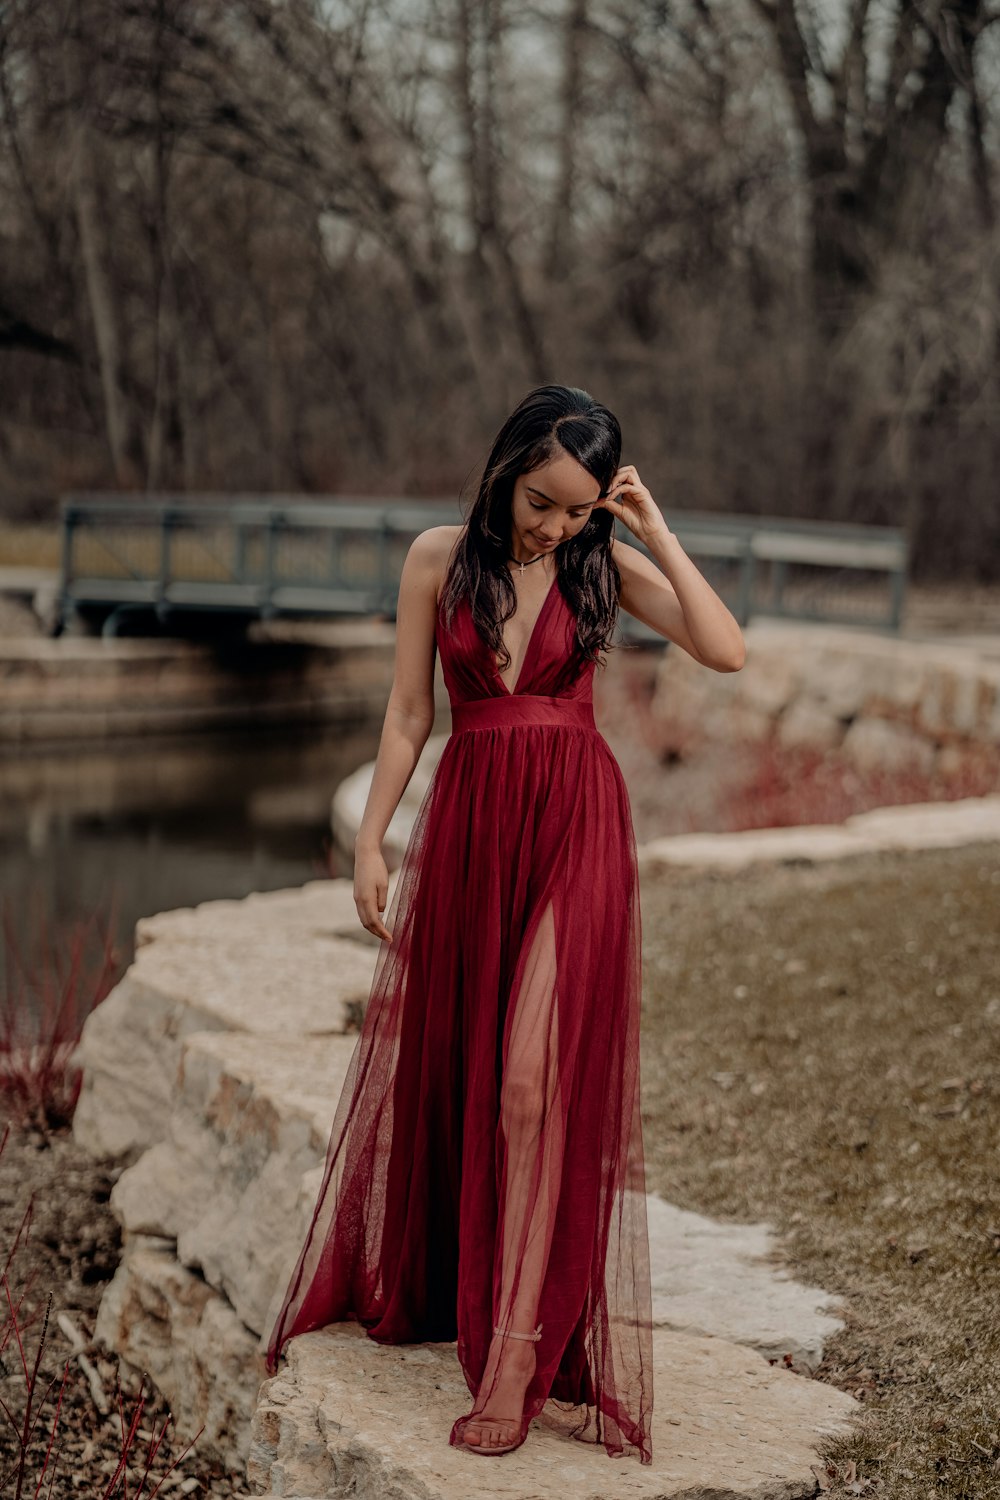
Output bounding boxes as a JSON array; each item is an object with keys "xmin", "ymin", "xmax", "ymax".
[
  {"xmin": 748, "ymin": 0, "xmax": 997, "ymax": 319},
  {"xmin": 63, "ymin": 0, "xmax": 145, "ymax": 484}
]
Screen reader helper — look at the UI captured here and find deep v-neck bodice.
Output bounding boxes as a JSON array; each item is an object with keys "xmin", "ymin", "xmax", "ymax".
[
  {"xmin": 436, "ymin": 572, "xmax": 595, "ymax": 706},
  {"xmin": 494, "ymin": 574, "xmax": 560, "ymax": 695}
]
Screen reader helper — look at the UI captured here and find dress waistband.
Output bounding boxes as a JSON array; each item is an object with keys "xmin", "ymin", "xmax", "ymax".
[{"xmin": 449, "ymin": 695, "xmax": 597, "ymax": 736}]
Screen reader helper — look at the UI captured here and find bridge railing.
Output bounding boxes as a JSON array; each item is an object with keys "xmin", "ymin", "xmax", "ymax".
[{"xmin": 58, "ymin": 494, "xmax": 909, "ymax": 638}]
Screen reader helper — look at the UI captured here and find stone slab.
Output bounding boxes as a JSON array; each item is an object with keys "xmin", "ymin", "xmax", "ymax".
[
  {"xmin": 639, "ymin": 794, "xmax": 1000, "ymax": 872},
  {"xmin": 94, "ymin": 1238, "xmax": 263, "ymax": 1469},
  {"xmin": 71, "ymin": 879, "xmax": 378, "ymax": 1160},
  {"xmin": 73, "ymin": 879, "xmax": 863, "ymax": 1487},
  {"xmin": 109, "ymin": 1030, "xmax": 355, "ymax": 1335},
  {"xmin": 647, "ymin": 1196, "xmax": 842, "ymax": 1373},
  {"xmin": 247, "ymin": 1321, "xmax": 859, "ymax": 1499},
  {"xmin": 134, "ymin": 879, "xmax": 382, "ymax": 948}
]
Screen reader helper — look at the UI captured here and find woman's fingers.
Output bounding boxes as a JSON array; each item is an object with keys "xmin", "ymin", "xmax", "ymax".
[{"xmin": 355, "ymin": 892, "xmax": 393, "ymax": 942}]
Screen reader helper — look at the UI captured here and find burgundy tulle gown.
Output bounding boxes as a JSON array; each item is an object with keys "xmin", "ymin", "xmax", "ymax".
[{"xmin": 264, "ymin": 569, "xmax": 654, "ymax": 1465}]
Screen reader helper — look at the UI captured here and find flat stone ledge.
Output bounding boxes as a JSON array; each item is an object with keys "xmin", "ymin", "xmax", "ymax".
[
  {"xmin": 71, "ymin": 881, "xmax": 385, "ymax": 1161},
  {"xmin": 247, "ymin": 1322, "xmax": 860, "ymax": 1499},
  {"xmin": 648, "ymin": 1196, "xmax": 843, "ymax": 1373},
  {"xmin": 638, "ymin": 795, "xmax": 1000, "ymax": 872}
]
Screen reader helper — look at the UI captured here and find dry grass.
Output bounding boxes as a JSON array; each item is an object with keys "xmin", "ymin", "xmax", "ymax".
[{"xmin": 640, "ymin": 839, "xmax": 1000, "ymax": 1498}]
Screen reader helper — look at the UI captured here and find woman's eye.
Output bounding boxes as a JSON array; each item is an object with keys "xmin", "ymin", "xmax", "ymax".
[{"xmin": 527, "ymin": 500, "xmax": 586, "ymax": 518}]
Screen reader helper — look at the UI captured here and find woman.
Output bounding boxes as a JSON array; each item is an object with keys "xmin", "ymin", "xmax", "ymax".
[{"xmin": 264, "ymin": 384, "xmax": 746, "ymax": 1463}]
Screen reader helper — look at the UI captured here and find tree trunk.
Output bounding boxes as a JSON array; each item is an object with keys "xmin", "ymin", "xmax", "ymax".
[{"xmin": 64, "ymin": 9, "xmax": 144, "ymax": 485}]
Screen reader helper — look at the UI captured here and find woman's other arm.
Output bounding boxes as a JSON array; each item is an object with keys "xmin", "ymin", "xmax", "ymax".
[{"xmin": 353, "ymin": 526, "xmax": 450, "ymax": 941}]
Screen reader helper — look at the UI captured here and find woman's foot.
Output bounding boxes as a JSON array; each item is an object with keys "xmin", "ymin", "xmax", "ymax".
[{"xmin": 454, "ymin": 1324, "xmax": 541, "ymax": 1454}]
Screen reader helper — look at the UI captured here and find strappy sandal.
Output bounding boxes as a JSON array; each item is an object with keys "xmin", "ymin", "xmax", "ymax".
[{"xmin": 450, "ymin": 1323, "xmax": 542, "ymax": 1457}]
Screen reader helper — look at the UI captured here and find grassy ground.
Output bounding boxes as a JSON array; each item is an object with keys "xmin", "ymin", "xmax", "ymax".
[{"xmin": 639, "ymin": 839, "xmax": 1000, "ymax": 1499}]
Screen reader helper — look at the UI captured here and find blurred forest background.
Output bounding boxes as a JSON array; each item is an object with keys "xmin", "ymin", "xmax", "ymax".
[{"xmin": 0, "ymin": 0, "xmax": 997, "ymax": 578}]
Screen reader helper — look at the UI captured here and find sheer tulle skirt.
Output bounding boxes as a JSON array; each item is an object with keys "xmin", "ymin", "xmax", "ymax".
[{"xmin": 264, "ymin": 703, "xmax": 653, "ymax": 1465}]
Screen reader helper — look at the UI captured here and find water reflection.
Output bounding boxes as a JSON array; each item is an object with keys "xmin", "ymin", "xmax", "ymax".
[{"xmin": 0, "ymin": 722, "xmax": 379, "ymax": 985}]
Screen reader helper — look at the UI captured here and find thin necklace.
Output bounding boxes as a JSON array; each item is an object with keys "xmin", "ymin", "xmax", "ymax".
[{"xmin": 507, "ymin": 551, "xmax": 548, "ymax": 577}]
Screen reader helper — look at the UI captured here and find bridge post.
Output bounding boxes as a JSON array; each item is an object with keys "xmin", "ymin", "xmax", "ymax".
[
  {"xmin": 889, "ymin": 559, "xmax": 906, "ymax": 632},
  {"xmin": 56, "ymin": 503, "xmax": 79, "ymax": 636},
  {"xmin": 158, "ymin": 508, "xmax": 175, "ymax": 609},
  {"xmin": 263, "ymin": 510, "xmax": 280, "ymax": 618},
  {"xmin": 735, "ymin": 541, "xmax": 754, "ymax": 627}
]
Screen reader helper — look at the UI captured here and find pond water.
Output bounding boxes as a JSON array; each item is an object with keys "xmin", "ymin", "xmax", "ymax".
[{"xmin": 0, "ymin": 722, "xmax": 381, "ymax": 1025}]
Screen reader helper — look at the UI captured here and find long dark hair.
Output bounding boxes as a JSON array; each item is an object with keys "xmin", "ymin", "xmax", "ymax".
[{"xmin": 440, "ymin": 384, "xmax": 623, "ymax": 674}]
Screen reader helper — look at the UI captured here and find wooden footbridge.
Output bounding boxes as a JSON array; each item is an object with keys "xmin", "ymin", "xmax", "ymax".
[{"xmin": 56, "ymin": 493, "xmax": 908, "ymax": 640}]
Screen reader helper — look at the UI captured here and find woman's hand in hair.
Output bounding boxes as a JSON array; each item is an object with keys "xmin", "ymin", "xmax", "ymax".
[{"xmin": 597, "ymin": 465, "xmax": 670, "ymax": 547}]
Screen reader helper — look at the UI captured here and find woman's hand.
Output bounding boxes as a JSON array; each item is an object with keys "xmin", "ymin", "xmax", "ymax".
[
  {"xmin": 597, "ymin": 464, "xmax": 670, "ymax": 547},
  {"xmin": 354, "ymin": 841, "xmax": 393, "ymax": 943}
]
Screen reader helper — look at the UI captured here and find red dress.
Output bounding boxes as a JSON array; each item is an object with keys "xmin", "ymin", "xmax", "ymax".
[{"xmin": 264, "ymin": 571, "xmax": 654, "ymax": 1465}]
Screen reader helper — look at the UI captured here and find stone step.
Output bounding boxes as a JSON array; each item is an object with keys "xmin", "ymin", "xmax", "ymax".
[
  {"xmin": 247, "ymin": 1322, "xmax": 857, "ymax": 1499},
  {"xmin": 71, "ymin": 878, "xmax": 387, "ymax": 1160}
]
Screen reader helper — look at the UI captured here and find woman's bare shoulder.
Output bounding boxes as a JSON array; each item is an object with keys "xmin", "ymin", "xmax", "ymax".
[{"xmin": 410, "ymin": 524, "xmax": 464, "ymax": 603}]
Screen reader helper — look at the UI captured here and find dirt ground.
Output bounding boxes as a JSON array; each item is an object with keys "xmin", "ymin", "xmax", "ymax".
[
  {"xmin": 640, "ymin": 838, "xmax": 1000, "ymax": 1499},
  {"xmin": 0, "ymin": 1129, "xmax": 248, "ymax": 1493}
]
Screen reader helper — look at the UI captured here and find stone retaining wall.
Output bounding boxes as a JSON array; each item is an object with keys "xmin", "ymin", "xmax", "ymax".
[
  {"xmin": 652, "ymin": 619, "xmax": 1000, "ymax": 777},
  {"xmin": 0, "ymin": 623, "xmax": 400, "ymax": 744}
]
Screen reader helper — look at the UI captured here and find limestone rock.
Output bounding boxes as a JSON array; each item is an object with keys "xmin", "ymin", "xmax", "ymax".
[
  {"xmin": 65, "ymin": 875, "xmax": 889, "ymax": 1486},
  {"xmin": 728, "ymin": 649, "xmax": 800, "ymax": 719},
  {"xmin": 650, "ymin": 619, "xmax": 1000, "ymax": 785},
  {"xmin": 775, "ymin": 699, "xmax": 842, "ymax": 752},
  {"xmin": 100, "ymin": 1017, "xmax": 850, "ymax": 1448},
  {"xmin": 108, "ymin": 1030, "xmax": 357, "ymax": 1335},
  {"xmin": 647, "ymin": 1195, "xmax": 842, "ymax": 1372},
  {"xmin": 841, "ymin": 717, "xmax": 935, "ymax": 774},
  {"xmin": 71, "ymin": 880, "xmax": 376, "ymax": 1161},
  {"xmin": 247, "ymin": 1321, "xmax": 859, "ymax": 1499},
  {"xmin": 640, "ymin": 825, "xmax": 869, "ymax": 872},
  {"xmin": 639, "ymin": 794, "xmax": 1000, "ymax": 871},
  {"xmin": 95, "ymin": 1238, "xmax": 265, "ymax": 1468},
  {"xmin": 852, "ymin": 795, "xmax": 1000, "ymax": 850},
  {"xmin": 135, "ymin": 880, "xmax": 373, "ymax": 948}
]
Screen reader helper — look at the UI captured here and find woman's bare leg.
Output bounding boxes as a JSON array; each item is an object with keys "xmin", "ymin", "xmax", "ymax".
[{"xmin": 460, "ymin": 901, "xmax": 565, "ymax": 1449}]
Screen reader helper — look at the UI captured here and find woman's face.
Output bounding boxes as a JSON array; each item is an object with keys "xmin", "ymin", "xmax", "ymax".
[{"xmin": 509, "ymin": 448, "xmax": 605, "ymax": 558}]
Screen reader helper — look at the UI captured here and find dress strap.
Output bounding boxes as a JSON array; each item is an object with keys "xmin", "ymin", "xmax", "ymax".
[{"xmin": 493, "ymin": 1322, "xmax": 543, "ymax": 1341}]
